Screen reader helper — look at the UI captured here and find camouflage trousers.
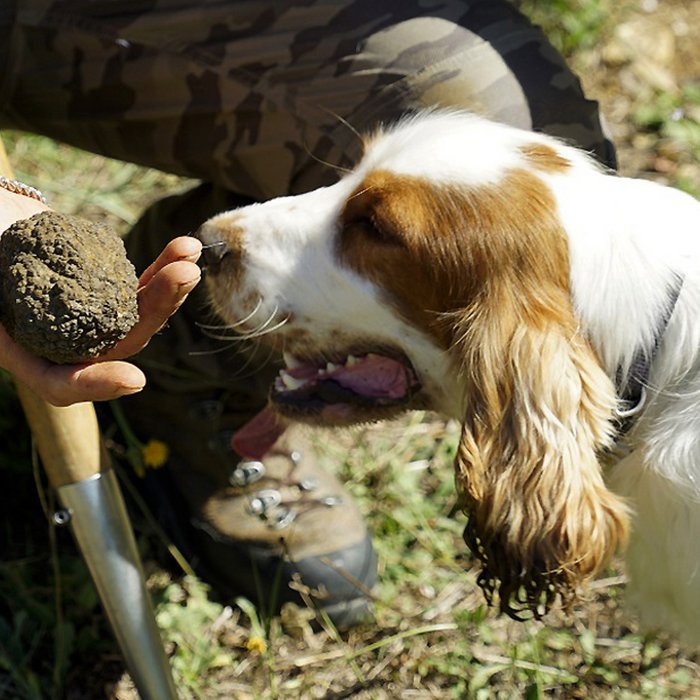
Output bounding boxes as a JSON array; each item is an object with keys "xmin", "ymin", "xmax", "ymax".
[
  {"xmin": 0, "ymin": 0, "xmax": 616, "ymax": 395},
  {"xmin": 1, "ymin": 0, "xmax": 615, "ymax": 203}
]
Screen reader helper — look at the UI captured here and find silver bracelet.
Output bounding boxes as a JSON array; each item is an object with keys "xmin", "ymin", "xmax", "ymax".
[{"xmin": 0, "ymin": 175, "xmax": 48, "ymax": 205}]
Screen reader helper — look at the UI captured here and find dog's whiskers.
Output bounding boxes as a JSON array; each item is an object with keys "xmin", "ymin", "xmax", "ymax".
[
  {"xmin": 347, "ymin": 184, "xmax": 376, "ymax": 202},
  {"xmin": 188, "ymin": 342, "xmax": 241, "ymax": 356},
  {"xmin": 197, "ymin": 302, "xmax": 289, "ymax": 342},
  {"xmin": 239, "ymin": 314, "xmax": 290, "ymax": 339},
  {"xmin": 227, "ymin": 342, "xmax": 279, "ymax": 381},
  {"xmin": 188, "ymin": 334, "xmax": 279, "ymax": 382},
  {"xmin": 196, "ymin": 298, "xmax": 264, "ymax": 331},
  {"xmin": 199, "ymin": 241, "xmax": 224, "ymax": 249},
  {"xmin": 319, "ymin": 105, "xmax": 364, "ymax": 146},
  {"xmin": 235, "ymin": 303, "xmax": 282, "ymax": 336},
  {"xmin": 303, "ymin": 146, "xmax": 352, "ymax": 176},
  {"xmin": 198, "ymin": 330, "xmax": 254, "ymax": 342}
]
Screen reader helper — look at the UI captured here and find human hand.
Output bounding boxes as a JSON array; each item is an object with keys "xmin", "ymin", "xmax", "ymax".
[
  {"xmin": 0, "ymin": 185, "xmax": 49, "ymax": 231},
  {"xmin": 0, "ymin": 203, "xmax": 202, "ymax": 405}
]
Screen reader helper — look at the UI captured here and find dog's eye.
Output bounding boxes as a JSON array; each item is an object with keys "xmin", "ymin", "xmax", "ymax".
[
  {"xmin": 343, "ymin": 214, "xmax": 401, "ymax": 246},
  {"xmin": 347, "ymin": 215, "xmax": 375, "ymax": 233}
]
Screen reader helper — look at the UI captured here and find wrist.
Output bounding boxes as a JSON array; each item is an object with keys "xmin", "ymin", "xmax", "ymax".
[
  {"xmin": 0, "ymin": 186, "xmax": 50, "ymax": 234},
  {"xmin": 0, "ymin": 176, "xmax": 48, "ymax": 205}
]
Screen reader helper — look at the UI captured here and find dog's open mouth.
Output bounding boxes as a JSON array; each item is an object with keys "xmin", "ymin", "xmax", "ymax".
[
  {"xmin": 273, "ymin": 351, "xmax": 420, "ymax": 415},
  {"xmin": 232, "ymin": 351, "xmax": 421, "ymax": 459}
]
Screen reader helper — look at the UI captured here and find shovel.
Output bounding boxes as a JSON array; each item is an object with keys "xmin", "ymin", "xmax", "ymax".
[{"xmin": 1, "ymin": 140, "xmax": 179, "ymax": 699}]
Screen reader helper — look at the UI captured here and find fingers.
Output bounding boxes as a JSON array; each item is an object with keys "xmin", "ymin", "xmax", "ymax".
[
  {"xmin": 103, "ymin": 258, "xmax": 201, "ymax": 359},
  {"xmin": 40, "ymin": 361, "xmax": 147, "ymax": 407},
  {"xmin": 0, "ymin": 235, "xmax": 203, "ymax": 406},
  {"xmin": 138, "ymin": 235, "xmax": 202, "ymax": 287},
  {"xmin": 100, "ymin": 236, "xmax": 202, "ymax": 359},
  {"xmin": 0, "ymin": 189, "xmax": 49, "ymax": 235},
  {"xmin": 0, "ymin": 324, "xmax": 145, "ymax": 406}
]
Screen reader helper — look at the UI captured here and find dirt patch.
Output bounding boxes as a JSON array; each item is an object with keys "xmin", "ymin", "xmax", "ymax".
[{"xmin": 574, "ymin": 0, "xmax": 700, "ymax": 181}]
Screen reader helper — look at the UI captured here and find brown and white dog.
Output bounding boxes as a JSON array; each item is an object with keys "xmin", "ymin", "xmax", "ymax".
[{"xmin": 197, "ymin": 111, "xmax": 700, "ymax": 641}]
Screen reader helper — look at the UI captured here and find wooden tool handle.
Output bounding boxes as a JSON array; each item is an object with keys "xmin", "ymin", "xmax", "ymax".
[
  {"xmin": 1, "ymin": 140, "xmax": 108, "ymax": 487},
  {"xmin": 16, "ymin": 386, "xmax": 108, "ymax": 487}
]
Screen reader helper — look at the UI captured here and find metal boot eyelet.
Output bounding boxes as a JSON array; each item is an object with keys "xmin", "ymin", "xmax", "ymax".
[
  {"xmin": 299, "ymin": 477, "xmax": 319, "ymax": 492},
  {"xmin": 320, "ymin": 495, "xmax": 343, "ymax": 507},
  {"xmin": 229, "ymin": 460, "xmax": 266, "ymax": 487},
  {"xmin": 248, "ymin": 489, "xmax": 282, "ymax": 516},
  {"xmin": 270, "ymin": 508, "xmax": 296, "ymax": 530}
]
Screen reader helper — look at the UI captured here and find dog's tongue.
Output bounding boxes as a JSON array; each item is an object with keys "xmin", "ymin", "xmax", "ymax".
[
  {"xmin": 280, "ymin": 353, "xmax": 412, "ymax": 399},
  {"xmin": 328, "ymin": 354, "xmax": 410, "ymax": 398},
  {"xmin": 231, "ymin": 406, "xmax": 287, "ymax": 460}
]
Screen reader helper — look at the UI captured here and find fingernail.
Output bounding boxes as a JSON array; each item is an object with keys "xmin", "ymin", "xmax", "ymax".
[
  {"xmin": 123, "ymin": 383, "xmax": 145, "ymax": 395},
  {"xmin": 183, "ymin": 238, "xmax": 203, "ymax": 261},
  {"xmin": 177, "ymin": 275, "xmax": 201, "ymax": 296}
]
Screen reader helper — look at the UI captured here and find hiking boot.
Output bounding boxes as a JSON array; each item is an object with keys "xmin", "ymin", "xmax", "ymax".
[{"xmin": 115, "ymin": 183, "xmax": 377, "ymax": 628}]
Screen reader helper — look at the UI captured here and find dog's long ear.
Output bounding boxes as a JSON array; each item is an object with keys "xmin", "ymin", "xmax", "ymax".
[{"xmin": 454, "ymin": 285, "xmax": 630, "ymax": 618}]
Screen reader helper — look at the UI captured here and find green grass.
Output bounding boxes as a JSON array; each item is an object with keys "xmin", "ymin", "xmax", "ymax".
[
  {"xmin": 2, "ymin": 365, "xmax": 699, "ymax": 698},
  {"xmin": 632, "ymin": 81, "xmax": 700, "ymax": 199},
  {"xmin": 517, "ymin": 0, "xmax": 613, "ymax": 56},
  {"xmin": 3, "ymin": 2, "xmax": 700, "ymax": 697}
]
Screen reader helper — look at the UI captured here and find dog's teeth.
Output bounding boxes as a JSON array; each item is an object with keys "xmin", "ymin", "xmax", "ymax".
[
  {"xmin": 326, "ymin": 362, "xmax": 339, "ymax": 372},
  {"xmin": 346, "ymin": 355, "xmax": 358, "ymax": 366},
  {"xmin": 280, "ymin": 370, "xmax": 306, "ymax": 390},
  {"xmin": 283, "ymin": 352, "xmax": 301, "ymax": 368}
]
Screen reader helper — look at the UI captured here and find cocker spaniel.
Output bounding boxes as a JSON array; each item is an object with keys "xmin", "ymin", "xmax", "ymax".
[{"xmin": 196, "ymin": 111, "xmax": 700, "ymax": 641}]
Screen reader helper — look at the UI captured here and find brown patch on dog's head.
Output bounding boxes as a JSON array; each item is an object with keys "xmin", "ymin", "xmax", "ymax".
[
  {"xmin": 339, "ymin": 169, "xmax": 468, "ymax": 347},
  {"xmin": 338, "ymin": 167, "xmax": 573, "ymax": 343},
  {"xmin": 520, "ymin": 143, "xmax": 571, "ymax": 173}
]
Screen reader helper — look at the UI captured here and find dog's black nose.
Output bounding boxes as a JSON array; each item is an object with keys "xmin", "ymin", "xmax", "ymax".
[{"xmin": 194, "ymin": 223, "xmax": 230, "ymax": 269}]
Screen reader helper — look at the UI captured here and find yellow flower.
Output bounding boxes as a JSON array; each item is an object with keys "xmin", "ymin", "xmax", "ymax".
[
  {"xmin": 246, "ymin": 636, "xmax": 267, "ymax": 654},
  {"xmin": 142, "ymin": 439, "xmax": 169, "ymax": 468}
]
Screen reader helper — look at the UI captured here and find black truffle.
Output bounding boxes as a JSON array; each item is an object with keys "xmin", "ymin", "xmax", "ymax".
[{"xmin": 0, "ymin": 211, "xmax": 139, "ymax": 364}]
